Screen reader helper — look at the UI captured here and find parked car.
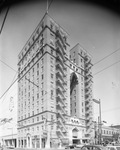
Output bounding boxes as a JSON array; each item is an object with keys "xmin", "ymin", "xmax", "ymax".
[
  {"xmin": 81, "ymin": 145, "xmax": 109, "ymax": 150},
  {"xmin": 76, "ymin": 144, "xmax": 85, "ymax": 148},
  {"xmin": 107, "ymin": 145, "xmax": 120, "ymax": 150},
  {"xmin": 65, "ymin": 144, "xmax": 77, "ymax": 149}
]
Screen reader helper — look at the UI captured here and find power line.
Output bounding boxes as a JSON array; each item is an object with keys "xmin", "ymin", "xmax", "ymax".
[
  {"xmin": 25, "ymin": 77, "xmax": 39, "ymax": 88},
  {"xmin": 93, "ymin": 47, "xmax": 120, "ymax": 66},
  {"xmin": 0, "ymin": 5, "xmax": 10, "ymax": 34},
  {"xmin": 93, "ymin": 59, "xmax": 120, "ymax": 76},
  {"xmin": 48, "ymin": 0, "xmax": 53, "ymax": 10},
  {"xmin": 1, "ymin": 52, "xmax": 119, "ymax": 100},
  {"xmin": 1, "ymin": 72, "xmax": 18, "ymax": 103},
  {"xmin": 0, "ymin": 59, "xmax": 17, "ymax": 72},
  {"xmin": 0, "ymin": 77, "xmax": 18, "ymax": 100},
  {"xmin": 46, "ymin": 0, "xmax": 53, "ymax": 13},
  {"xmin": 94, "ymin": 107, "xmax": 120, "ymax": 115}
]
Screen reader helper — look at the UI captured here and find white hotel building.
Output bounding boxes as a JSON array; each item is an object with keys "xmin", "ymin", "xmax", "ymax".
[{"xmin": 17, "ymin": 13, "xmax": 94, "ymax": 148}]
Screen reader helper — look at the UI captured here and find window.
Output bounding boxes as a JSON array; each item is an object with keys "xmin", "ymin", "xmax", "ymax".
[
  {"xmin": 74, "ymin": 90, "xmax": 76, "ymax": 94},
  {"xmin": 41, "ymin": 90, "xmax": 44, "ymax": 96},
  {"xmin": 51, "ymin": 49, "xmax": 53, "ymax": 54},
  {"xmin": 37, "ymin": 93, "xmax": 39, "ymax": 99},
  {"xmin": 41, "ymin": 58, "xmax": 44, "ymax": 64},
  {"xmin": 75, "ymin": 102, "xmax": 76, "ymax": 106},
  {"xmin": 51, "ymin": 90, "xmax": 53, "ymax": 98},
  {"xmin": 37, "ymin": 126, "xmax": 39, "ymax": 131},
  {"xmin": 73, "ymin": 51, "xmax": 75, "ymax": 57},
  {"xmin": 51, "ymin": 65, "xmax": 53, "ymax": 72},
  {"xmin": 41, "ymin": 22, "xmax": 44, "ymax": 29},
  {"xmin": 37, "ymin": 117, "xmax": 39, "ymax": 121},
  {"xmin": 42, "ymin": 74, "xmax": 44, "ymax": 80},
  {"xmin": 51, "ymin": 115, "xmax": 54, "ymax": 120},
  {"xmin": 42, "ymin": 98, "xmax": 44, "ymax": 104},
  {"xmin": 51, "ymin": 73, "xmax": 53, "ymax": 79},
  {"xmin": 32, "ymin": 111, "xmax": 34, "ymax": 116},
  {"xmin": 51, "ymin": 57, "xmax": 53, "ymax": 64},
  {"xmin": 37, "ymin": 101, "xmax": 39, "ymax": 106},
  {"xmin": 82, "ymin": 102, "xmax": 84, "ymax": 106},
  {"xmin": 32, "ymin": 96, "xmax": 34, "ymax": 101},
  {"xmin": 41, "ymin": 66, "xmax": 44, "ymax": 72},
  {"xmin": 50, "ymin": 22, "xmax": 53, "ymax": 30},
  {"xmin": 41, "ymin": 82, "xmax": 43, "ymax": 88},
  {"xmin": 37, "ymin": 109, "xmax": 39, "ymax": 113},
  {"xmin": 37, "ymin": 71, "xmax": 39, "ymax": 76},
  {"xmin": 51, "ymin": 125, "xmax": 53, "ymax": 130}
]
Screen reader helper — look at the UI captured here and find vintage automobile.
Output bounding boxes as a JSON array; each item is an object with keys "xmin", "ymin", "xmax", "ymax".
[
  {"xmin": 80, "ymin": 145, "xmax": 109, "ymax": 150},
  {"xmin": 107, "ymin": 145, "xmax": 120, "ymax": 150},
  {"xmin": 65, "ymin": 144, "xmax": 77, "ymax": 149}
]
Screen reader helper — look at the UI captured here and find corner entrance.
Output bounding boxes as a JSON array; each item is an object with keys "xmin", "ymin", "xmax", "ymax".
[
  {"xmin": 73, "ymin": 139, "xmax": 80, "ymax": 145},
  {"xmin": 72, "ymin": 128, "xmax": 81, "ymax": 145}
]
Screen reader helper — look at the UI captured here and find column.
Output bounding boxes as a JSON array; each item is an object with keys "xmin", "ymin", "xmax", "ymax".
[
  {"xmin": 39, "ymin": 134, "xmax": 41, "ymax": 148},
  {"xmin": 45, "ymin": 131, "xmax": 50, "ymax": 148},
  {"xmin": 30, "ymin": 136, "xmax": 32, "ymax": 148},
  {"xmin": 16, "ymin": 137, "xmax": 19, "ymax": 148},
  {"xmin": 69, "ymin": 130, "xmax": 73, "ymax": 145}
]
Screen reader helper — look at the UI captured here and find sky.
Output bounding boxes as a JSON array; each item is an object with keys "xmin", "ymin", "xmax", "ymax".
[{"xmin": 0, "ymin": 0, "xmax": 120, "ymax": 136}]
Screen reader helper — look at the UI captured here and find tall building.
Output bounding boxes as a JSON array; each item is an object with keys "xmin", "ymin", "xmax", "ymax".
[
  {"xmin": 70, "ymin": 43, "xmax": 94, "ymax": 139},
  {"xmin": 17, "ymin": 13, "xmax": 94, "ymax": 148}
]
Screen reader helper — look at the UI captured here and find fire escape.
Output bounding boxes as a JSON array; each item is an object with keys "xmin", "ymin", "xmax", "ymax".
[
  {"xmin": 56, "ymin": 30, "xmax": 68, "ymax": 139},
  {"xmin": 84, "ymin": 55, "xmax": 93, "ymax": 137}
]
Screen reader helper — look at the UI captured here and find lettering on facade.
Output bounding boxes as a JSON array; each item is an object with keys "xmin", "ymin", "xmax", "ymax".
[{"xmin": 70, "ymin": 117, "xmax": 81, "ymax": 126}]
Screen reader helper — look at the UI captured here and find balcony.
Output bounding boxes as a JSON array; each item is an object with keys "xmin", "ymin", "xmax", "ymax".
[
  {"xmin": 57, "ymin": 102, "xmax": 66, "ymax": 114},
  {"xmin": 56, "ymin": 72, "xmax": 64, "ymax": 83},
  {"xmin": 56, "ymin": 56, "xmax": 66, "ymax": 70},
  {"xmin": 56, "ymin": 128, "xmax": 64, "ymax": 138},
  {"xmin": 56, "ymin": 64, "xmax": 66, "ymax": 77},
  {"xmin": 86, "ymin": 119, "xmax": 93, "ymax": 126},
  {"xmin": 56, "ymin": 72, "xmax": 67, "ymax": 85},
  {"xmin": 56, "ymin": 95, "xmax": 65, "ymax": 107},
  {"xmin": 56, "ymin": 47, "xmax": 65, "ymax": 61},
  {"xmin": 56, "ymin": 88, "xmax": 65, "ymax": 99},
  {"xmin": 57, "ymin": 110, "xmax": 66, "ymax": 122},
  {"xmin": 56, "ymin": 30, "xmax": 66, "ymax": 49},
  {"xmin": 85, "ymin": 93, "xmax": 91, "ymax": 99},
  {"xmin": 85, "ymin": 77, "xmax": 92, "ymax": 83},
  {"xmin": 85, "ymin": 55, "xmax": 89, "ymax": 63},
  {"xmin": 58, "ymin": 118, "xmax": 67, "ymax": 132},
  {"xmin": 56, "ymin": 79, "xmax": 66, "ymax": 92},
  {"xmin": 86, "ymin": 128, "xmax": 92, "ymax": 135},
  {"xmin": 85, "ymin": 69, "xmax": 91, "ymax": 76},
  {"xmin": 85, "ymin": 102, "xmax": 90, "ymax": 108}
]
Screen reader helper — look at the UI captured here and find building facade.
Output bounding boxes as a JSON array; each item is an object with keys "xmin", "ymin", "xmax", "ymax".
[
  {"xmin": 94, "ymin": 123, "xmax": 120, "ymax": 144},
  {"xmin": 17, "ymin": 13, "xmax": 94, "ymax": 148},
  {"xmin": 69, "ymin": 44, "xmax": 94, "ymax": 141}
]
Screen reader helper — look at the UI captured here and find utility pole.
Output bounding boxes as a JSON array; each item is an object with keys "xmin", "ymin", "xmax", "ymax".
[
  {"xmin": 93, "ymin": 99, "xmax": 102, "ymax": 144},
  {"xmin": 99, "ymin": 99, "xmax": 102, "ymax": 144}
]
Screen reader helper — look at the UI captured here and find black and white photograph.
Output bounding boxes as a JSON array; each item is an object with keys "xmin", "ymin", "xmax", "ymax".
[{"xmin": 0, "ymin": 0, "xmax": 120, "ymax": 149}]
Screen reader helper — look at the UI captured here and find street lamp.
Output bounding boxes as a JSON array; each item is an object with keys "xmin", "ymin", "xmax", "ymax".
[{"xmin": 93, "ymin": 99, "xmax": 102, "ymax": 144}]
